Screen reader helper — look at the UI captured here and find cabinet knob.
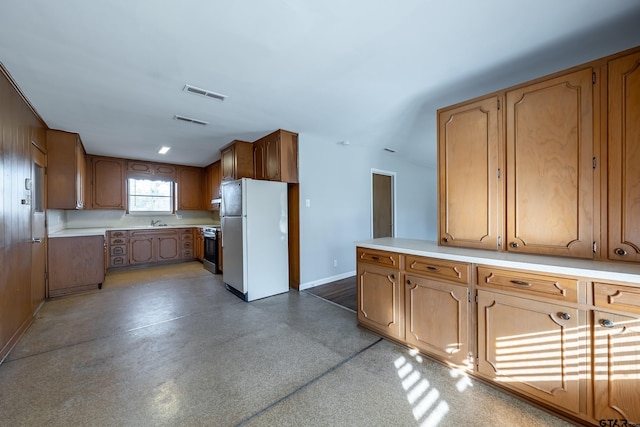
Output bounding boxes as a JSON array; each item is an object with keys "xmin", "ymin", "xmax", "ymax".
[
  {"xmin": 390, "ymin": 274, "xmax": 395, "ymax": 280},
  {"xmin": 600, "ymin": 319, "xmax": 615, "ymax": 328},
  {"xmin": 406, "ymin": 279, "xmax": 412, "ymax": 285},
  {"xmin": 614, "ymin": 248, "xmax": 627, "ymax": 256},
  {"xmin": 442, "ymin": 237, "xmax": 449, "ymax": 243},
  {"xmin": 509, "ymin": 242, "xmax": 519, "ymax": 248},
  {"xmin": 559, "ymin": 312, "xmax": 571, "ymax": 321}
]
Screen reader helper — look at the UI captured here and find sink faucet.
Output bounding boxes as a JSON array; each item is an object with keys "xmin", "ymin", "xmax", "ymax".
[{"xmin": 150, "ymin": 219, "xmax": 161, "ymax": 226}]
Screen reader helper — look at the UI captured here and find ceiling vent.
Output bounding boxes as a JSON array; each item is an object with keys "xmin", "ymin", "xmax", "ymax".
[
  {"xmin": 173, "ymin": 115, "xmax": 209, "ymax": 126},
  {"xmin": 183, "ymin": 84, "xmax": 227, "ymax": 101},
  {"xmin": 383, "ymin": 148, "xmax": 396, "ymax": 153}
]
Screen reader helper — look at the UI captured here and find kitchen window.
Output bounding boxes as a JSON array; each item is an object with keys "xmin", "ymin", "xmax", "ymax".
[{"xmin": 128, "ymin": 178, "xmax": 173, "ymax": 213}]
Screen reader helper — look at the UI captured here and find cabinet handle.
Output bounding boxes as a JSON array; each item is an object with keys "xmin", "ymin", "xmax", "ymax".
[
  {"xmin": 559, "ymin": 312, "xmax": 571, "ymax": 320},
  {"xmin": 371, "ymin": 256, "xmax": 380, "ymax": 261},
  {"xmin": 509, "ymin": 242, "xmax": 519, "ymax": 248},
  {"xmin": 510, "ymin": 280, "xmax": 532, "ymax": 287},
  {"xmin": 31, "ymin": 238, "xmax": 43, "ymax": 243},
  {"xmin": 600, "ymin": 319, "xmax": 615, "ymax": 328},
  {"xmin": 442, "ymin": 237, "xmax": 449, "ymax": 243},
  {"xmin": 427, "ymin": 266, "xmax": 440, "ymax": 272},
  {"xmin": 614, "ymin": 248, "xmax": 627, "ymax": 256}
]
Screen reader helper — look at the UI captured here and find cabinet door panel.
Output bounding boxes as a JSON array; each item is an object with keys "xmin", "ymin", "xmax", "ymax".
[
  {"xmin": 608, "ymin": 51, "xmax": 640, "ymax": 262},
  {"xmin": 593, "ymin": 310, "xmax": 640, "ymax": 423},
  {"xmin": 130, "ymin": 238, "xmax": 154, "ymax": 264},
  {"xmin": 357, "ymin": 263, "xmax": 403, "ymax": 340},
  {"xmin": 506, "ymin": 68, "xmax": 593, "ymax": 258},
  {"xmin": 92, "ymin": 157, "xmax": 126, "ymax": 209},
  {"xmin": 438, "ymin": 96, "xmax": 501, "ymax": 250},
  {"xmin": 158, "ymin": 236, "xmax": 179, "ymax": 261},
  {"xmin": 477, "ymin": 290, "xmax": 582, "ymax": 413},
  {"xmin": 405, "ymin": 275, "xmax": 469, "ymax": 367}
]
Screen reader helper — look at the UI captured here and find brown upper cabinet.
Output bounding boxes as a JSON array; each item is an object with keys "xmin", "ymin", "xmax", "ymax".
[
  {"xmin": 438, "ymin": 46, "xmax": 640, "ymax": 261},
  {"xmin": 89, "ymin": 155, "xmax": 127, "ymax": 210},
  {"xmin": 204, "ymin": 160, "xmax": 221, "ymax": 210},
  {"xmin": 176, "ymin": 166, "xmax": 203, "ymax": 210},
  {"xmin": 221, "ymin": 140, "xmax": 253, "ymax": 181},
  {"xmin": 505, "ymin": 68, "xmax": 594, "ymax": 258},
  {"xmin": 253, "ymin": 129, "xmax": 299, "ymax": 183},
  {"xmin": 47, "ymin": 129, "xmax": 87, "ymax": 209},
  {"xmin": 607, "ymin": 51, "xmax": 640, "ymax": 263},
  {"xmin": 438, "ymin": 96, "xmax": 502, "ymax": 251},
  {"xmin": 127, "ymin": 160, "xmax": 177, "ymax": 181}
]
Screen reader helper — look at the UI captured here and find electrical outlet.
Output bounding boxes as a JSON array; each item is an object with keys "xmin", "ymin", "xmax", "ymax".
[
  {"xmin": 333, "ymin": 259, "xmax": 337, "ymax": 267},
  {"xmin": 176, "ymin": 214, "xmax": 183, "ymax": 219}
]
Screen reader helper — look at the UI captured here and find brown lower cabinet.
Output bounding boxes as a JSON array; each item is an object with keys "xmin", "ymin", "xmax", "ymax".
[
  {"xmin": 356, "ymin": 246, "xmax": 640, "ymax": 425},
  {"xmin": 130, "ymin": 229, "xmax": 180, "ymax": 265},
  {"xmin": 48, "ymin": 236, "xmax": 105, "ymax": 297}
]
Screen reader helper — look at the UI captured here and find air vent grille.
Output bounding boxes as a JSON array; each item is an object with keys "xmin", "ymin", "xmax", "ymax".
[
  {"xmin": 183, "ymin": 84, "xmax": 227, "ymax": 101},
  {"xmin": 383, "ymin": 148, "xmax": 396, "ymax": 153},
  {"xmin": 174, "ymin": 115, "xmax": 209, "ymax": 126}
]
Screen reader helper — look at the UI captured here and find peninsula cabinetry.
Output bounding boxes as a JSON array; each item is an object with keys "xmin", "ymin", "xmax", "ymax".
[
  {"xmin": 221, "ymin": 140, "xmax": 253, "ymax": 181},
  {"xmin": 476, "ymin": 266, "xmax": 585, "ymax": 414},
  {"xmin": 356, "ymin": 248, "xmax": 404, "ymax": 341},
  {"xmin": 253, "ymin": 129, "xmax": 299, "ymax": 183},
  {"xmin": 90, "ymin": 156, "xmax": 126, "ymax": 210},
  {"xmin": 48, "ymin": 236, "xmax": 105, "ymax": 297},
  {"xmin": 607, "ymin": 51, "xmax": 640, "ymax": 263},
  {"xmin": 405, "ymin": 255, "xmax": 471, "ymax": 367},
  {"xmin": 46, "ymin": 129, "xmax": 87, "ymax": 209},
  {"xmin": 592, "ymin": 282, "xmax": 640, "ymax": 423}
]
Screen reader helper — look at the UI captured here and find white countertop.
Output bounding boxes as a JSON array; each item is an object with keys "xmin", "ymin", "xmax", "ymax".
[
  {"xmin": 356, "ymin": 238, "xmax": 640, "ymax": 284},
  {"xmin": 49, "ymin": 224, "xmax": 219, "ymax": 238}
]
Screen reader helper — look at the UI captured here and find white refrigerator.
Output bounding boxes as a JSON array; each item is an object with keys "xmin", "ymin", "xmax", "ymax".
[{"xmin": 220, "ymin": 178, "xmax": 289, "ymax": 301}]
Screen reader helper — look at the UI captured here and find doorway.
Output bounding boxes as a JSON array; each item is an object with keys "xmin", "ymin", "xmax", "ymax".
[
  {"xmin": 371, "ymin": 170, "xmax": 395, "ymax": 238},
  {"xmin": 31, "ymin": 144, "xmax": 46, "ymax": 308}
]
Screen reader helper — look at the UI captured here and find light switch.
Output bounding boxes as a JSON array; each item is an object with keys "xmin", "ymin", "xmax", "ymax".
[{"xmin": 305, "ymin": 199, "xmax": 311, "ymax": 208}]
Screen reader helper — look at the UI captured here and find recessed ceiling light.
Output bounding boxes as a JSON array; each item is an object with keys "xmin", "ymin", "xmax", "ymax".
[
  {"xmin": 158, "ymin": 146, "xmax": 171, "ymax": 154},
  {"xmin": 183, "ymin": 84, "xmax": 227, "ymax": 101}
]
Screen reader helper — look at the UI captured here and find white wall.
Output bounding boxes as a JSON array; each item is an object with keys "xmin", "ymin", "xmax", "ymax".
[{"xmin": 298, "ymin": 132, "xmax": 435, "ymax": 289}]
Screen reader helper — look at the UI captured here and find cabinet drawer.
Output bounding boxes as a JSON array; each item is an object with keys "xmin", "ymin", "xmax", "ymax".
[
  {"xmin": 477, "ymin": 266, "xmax": 578, "ymax": 303},
  {"xmin": 110, "ymin": 238, "xmax": 127, "ymax": 245},
  {"xmin": 110, "ymin": 246, "xmax": 127, "ymax": 256},
  {"xmin": 110, "ymin": 256, "xmax": 128, "ymax": 267},
  {"xmin": 182, "ymin": 249, "xmax": 193, "ymax": 258},
  {"xmin": 594, "ymin": 282, "xmax": 640, "ymax": 315},
  {"xmin": 109, "ymin": 231, "xmax": 128, "ymax": 238},
  {"xmin": 182, "ymin": 240, "xmax": 193, "ymax": 249},
  {"xmin": 405, "ymin": 255, "xmax": 470, "ymax": 285},
  {"xmin": 357, "ymin": 247, "xmax": 401, "ymax": 269}
]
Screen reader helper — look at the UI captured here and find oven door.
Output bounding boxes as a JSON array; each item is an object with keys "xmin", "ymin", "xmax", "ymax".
[{"xmin": 203, "ymin": 232, "xmax": 221, "ymax": 274}]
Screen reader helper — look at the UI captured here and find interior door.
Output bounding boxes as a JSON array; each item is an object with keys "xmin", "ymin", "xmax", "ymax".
[
  {"xmin": 372, "ymin": 172, "xmax": 393, "ymax": 238},
  {"xmin": 31, "ymin": 144, "xmax": 46, "ymax": 306}
]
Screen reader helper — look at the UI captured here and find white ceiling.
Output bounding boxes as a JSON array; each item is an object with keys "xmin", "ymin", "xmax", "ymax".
[{"xmin": 1, "ymin": 1, "xmax": 640, "ymax": 168}]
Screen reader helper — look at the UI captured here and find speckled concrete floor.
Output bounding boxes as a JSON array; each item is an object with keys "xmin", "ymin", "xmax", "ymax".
[{"xmin": 0, "ymin": 262, "xmax": 577, "ymax": 426}]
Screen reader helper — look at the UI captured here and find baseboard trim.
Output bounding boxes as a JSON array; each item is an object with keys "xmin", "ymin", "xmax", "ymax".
[{"xmin": 299, "ymin": 270, "xmax": 356, "ymax": 291}]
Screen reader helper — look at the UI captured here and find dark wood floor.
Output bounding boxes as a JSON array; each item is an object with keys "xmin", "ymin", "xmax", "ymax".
[{"xmin": 304, "ymin": 276, "xmax": 356, "ymax": 312}]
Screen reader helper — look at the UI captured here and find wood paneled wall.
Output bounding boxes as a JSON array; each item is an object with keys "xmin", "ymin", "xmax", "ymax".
[{"xmin": 0, "ymin": 63, "xmax": 47, "ymax": 362}]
